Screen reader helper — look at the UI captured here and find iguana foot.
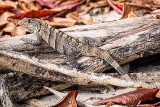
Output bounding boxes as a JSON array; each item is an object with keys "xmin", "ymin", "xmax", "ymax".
[{"xmin": 65, "ymin": 57, "xmax": 80, "ymax": 68}]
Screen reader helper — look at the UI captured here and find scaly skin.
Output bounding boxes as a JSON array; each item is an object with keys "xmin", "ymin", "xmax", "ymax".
[{"xmin": 18, "ymin": 18, "xmax": 132, "ymax": 80}]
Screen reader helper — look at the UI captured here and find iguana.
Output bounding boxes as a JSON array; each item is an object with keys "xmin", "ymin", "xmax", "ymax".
[{"xmin": 17, "ymin": 18, "xmax": 132, "ymax": 80}]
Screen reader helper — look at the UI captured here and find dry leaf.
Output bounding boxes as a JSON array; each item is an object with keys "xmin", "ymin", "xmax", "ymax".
[
  {"xmin": 137, "ymin": 104, "xmax": 155, "ymax": 107},
  {"xmin": 66, "ymin": 12, "xmax": 82, "ymax": 23},
  {"xmin": 45, "ymin": 18, "xmax": 76, "ymax": 27},
  {"xmin": 11, "ymin": 0, "xmax": 84, "ymax": 19},
  {"xmin": 0, "ymin": 22, "xmax": 15, "ymax": 36},
  {"xmin": 121, "ymin": 3, "xmax": 151, "ymax": 19},
  {"xmin": 51, "ymin": 90, "xmax": 78, "ymax": 107},
  {"xmin": 89, "ymin": 0, "xmax": 107, "ymax": 8},
  {"xmin": 156, "ymin": 90, "xmax": 160, "ymax": 98},
  {"xmin": 94, "ymin": 88, "xmax": 158, "ymax": 105},
  {"xmin": 130, "ymin": 0, "xmax": 160, "ymax": 10},
  {"xmin": 10, "ymin": 9, "xmax": 58, "ymax": 19},
  {"xmin": 0, "ymin": 22, "xmax": 7, "ymax": 28},
  {"xmin": 0, "ymin": 1, "xmax": 17, "ymax": 15},
  {"xmin": 0, "ymin": 12, "xmax": 14, "ymax": 22},
  {"xmin": 0, "ymin": 12, "xmax": 15, "ymax": 36},
  {"xmin": 18, "ymin": 0, "xmax": 41, "ymax": 12},
  {"xmin": 154, "ymin": 0, "xmax": 160, "ymax": 5},
  {"xmin": 36, "ymin": 0, "xmax": 84, "ymax": 9},
  {"xmin": 105, "ymin": 0, "xmax": 123, "ymax": 14},
  {"xmin": 0, "ymin": 12, "xmax": 15, "ymax": 26}
]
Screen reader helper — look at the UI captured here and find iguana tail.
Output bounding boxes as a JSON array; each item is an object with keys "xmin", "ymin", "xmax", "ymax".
[{"xmin": 81, "ymin": 45, "xmax": 132, "ymax": 80}]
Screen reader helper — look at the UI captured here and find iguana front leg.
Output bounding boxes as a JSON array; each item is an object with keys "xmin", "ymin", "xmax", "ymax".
[{"xmin": 21, "ymin": 34, "xmax": 42, "ymax": 45}]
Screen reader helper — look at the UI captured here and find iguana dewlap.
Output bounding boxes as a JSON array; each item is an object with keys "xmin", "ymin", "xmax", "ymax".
[{"xmin": 18, "ymin": 18, "xmax": 132, "ymax": 80}]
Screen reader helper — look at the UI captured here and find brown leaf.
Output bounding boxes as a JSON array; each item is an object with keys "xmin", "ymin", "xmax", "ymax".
[
  {"xmin": 0, "ymin": 12, "xmax": 14, "ymax": 26},
  {"xmin": 50, "ymin": 90, "xmax": 78, "ymax": 107},
  {"xmin": 0, "ymin": 1, "xmax": 17, "ymax": 15},
  {"xmin": 154, "ymin": 0, "xmax": 160, "ymax": 5},
  {"xmin": 0, "ymin": 22, "xmax": 15, "ymax": 36},
  {"xmin": 156, "ymin": 90, "xmax": 160, "ymax": 98},
  {"xmin": 18, "ymin": 0, "xmax": 41, "ymax": 12},
  {"xmin": 89, "ymin": 0, "xmax": 107, "ymax": 8},
  {"xmin": 0, "ymin": 12, "xmax": 15, "ymax": 36},
  {"xmin": 3, "ymin": 22, "xmax": 15, "ymax": 33},
  {"xmin": 130, "ymin": 0, "xmax": 160, "ymax": 10},
  {"xmin": 0, "ymin": 22, "xmax": 7, "ymax": 28},
  {"xmin": 45, "ymin": 18, "xmax": 76, "ymax": 27},
  {"xmin": 121, "ymin": 3, "xmax": 151, "ymax": 19},
  {"xmin": 94, "ymin": 88, "xmax": 158, "ymax": 105},
  {"xmin": 0, "ymin": 12, "xmax": 14, "ymax": 22},
  {"xmin": 66, "ymin": 12, "xmax": 82, "ymax": 23}
]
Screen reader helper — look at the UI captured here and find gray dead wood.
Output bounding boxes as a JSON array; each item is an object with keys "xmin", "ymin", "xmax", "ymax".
[
  {"xmin": 0, "ymin": 16, "xmax": 160, "ymax": 73},
  {"xmin": 0, "ymin": 50, "xmax": 160, "ymax": 89},
  {"xmin": 0, "ymin": 73, "xmax": 71, "ymax": 102},
  {"xmin": 0, "ymin": 77, "xmax": 13, "ymax": 107},
  {"xmin": 0, "ymin": 15, "xmax": 160, "ymax": 89}
]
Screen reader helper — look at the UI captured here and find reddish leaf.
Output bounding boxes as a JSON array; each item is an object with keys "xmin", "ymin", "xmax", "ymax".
[
  {"xmin": 36, "ymin": 0, "xmax": 84, "ymax": 9},
  {"xmin": 105, "ymin": 0, "xmax": 123, "ymax": 14},
  {"xmin": 10, "ymin": 0, "xmax": 85, "ymax": 19},
  {"xmin": 35, "ymin": 0, "xmax": 60, "ymax": 8},
  {"xmin": 94, "ymin": 89, "xmax": 158, "ymax": 105},
  {"xmin": 10, "ymin": 10, "xmax": 58, "ymax": 19},
  {"xmin": 138, "ymin": 104, "xmax": 155, "ymax": 107},
  {"xmin": 50, "ymin": 90, "xmax": 78, "ymax": 107}
]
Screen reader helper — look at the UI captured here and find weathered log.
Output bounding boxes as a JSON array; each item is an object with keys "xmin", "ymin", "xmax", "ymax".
[
  {"xmin": 0, "ymin": 16, "xmax": 160, "ymax": 73},
  {"xmin": 0, "ymin": 72, "xmax": 72, "ymax": 102},
  {"xmin": 0, "ymin": 50, "xmax": 160, "ymax": 89},
  {"xmin": 0, "ymin": 15, "xmax": 160, "ymax": 89}
]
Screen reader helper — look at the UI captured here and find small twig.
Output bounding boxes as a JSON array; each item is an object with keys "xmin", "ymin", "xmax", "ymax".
[{"xmin": 43, "ymin": 86, "xmax": 65, "ymax": 98}]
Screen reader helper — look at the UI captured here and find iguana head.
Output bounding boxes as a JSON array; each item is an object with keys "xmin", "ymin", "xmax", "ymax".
[{"xmin": 18, "ymin": 18, "xmax": 45, "ymax": 33}]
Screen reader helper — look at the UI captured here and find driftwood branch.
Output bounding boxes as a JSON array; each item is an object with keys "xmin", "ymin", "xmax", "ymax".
[
  {"xmin": 0, "ymin": 50, "xmax": 160, "ymax": 89},
  {"xmin": 0, "ymin": 72, "xmax": 72, "ymax": 102},
  {"xmin": 0, "ymin": 15, "xmax": 160, "ymax": 89},
  {"xmin": 0, "ymin": 16, "xmax": 160, "ymax": 73}
]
